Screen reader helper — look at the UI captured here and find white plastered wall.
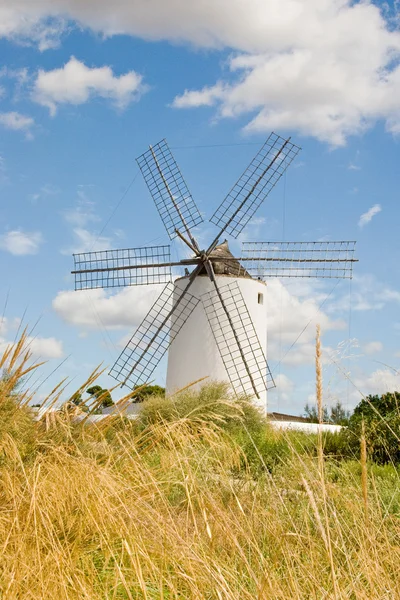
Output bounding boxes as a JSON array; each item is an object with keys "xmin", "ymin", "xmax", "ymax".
[{"xmin": 166, "ymin": 274, "xmax": 268, "ymax": 411}]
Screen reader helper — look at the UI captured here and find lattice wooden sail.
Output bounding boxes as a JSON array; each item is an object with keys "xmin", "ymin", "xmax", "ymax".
[
  {"xmin": 209, "ymin": 133, "xmax": 300, "ymax": 241},
  {"xmin": 72, "ymin": 246, "xmax": 173, "ymax": 290},
  {"xmin": 109, "ymin": 282, "xmax": 200, "ymax": 389},
  {"xmin": 233, "ymin": 241, "xmax": 357, "ymax": 279},
  {"xmin": 202, "ymin": 281, "xmax": 275, "ymax": 398},
  {"xmin": 137, "ymin": 139, "xmax": 203, "ymax": 244}
]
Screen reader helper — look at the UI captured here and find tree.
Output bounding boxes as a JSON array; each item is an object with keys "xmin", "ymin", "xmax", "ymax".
[
  {"xmin": 131, "ymin": 385, "xmax": 165, "ymax": 403},
  {"xmin": 329, "ymin": 401, "xmax": 351, "ymax": 426},
  {"xmin": 303, "ymin": 401, "xmax": 351, "ymax": 425},
  {"xmin": 71, "ymin": 392, "xmax": 83, "ymax": 406},
  {"xmin": 303, "ymin": 403, "xmax": 328, "ymax": 423},
  {"xmin": 86, "ymin": 385, "xmax": 114, "ymax": 409},
  {"xmin": 346, "ymin": 392, "xmax": 400, "ymax": 464}
]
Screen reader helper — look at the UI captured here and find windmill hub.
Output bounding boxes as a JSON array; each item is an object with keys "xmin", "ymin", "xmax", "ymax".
[
  {"xmin": 197, "ymin": 240, "xmax": 252, "ymax": 278},
  {"xmin": 71, "ymin": 133, "xmax": 357, "ymax": 407}
]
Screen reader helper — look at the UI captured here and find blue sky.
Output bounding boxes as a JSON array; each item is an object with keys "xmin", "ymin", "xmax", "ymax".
[{"xmin": 0, "ymin": 0, "xmax": 399, "ymax": 413}]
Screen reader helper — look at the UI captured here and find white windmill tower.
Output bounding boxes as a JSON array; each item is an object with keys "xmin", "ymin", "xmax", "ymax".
[{"xmin": 71, "ymin": 134, "xmax": 357, "ymax": 410}]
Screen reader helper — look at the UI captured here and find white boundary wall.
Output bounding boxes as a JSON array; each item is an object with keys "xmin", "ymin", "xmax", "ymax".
[
  {"xmin": 270, "ymin": 421, "xmax": 342, "ymax": 433},
  {"xmin": 166, "ymin": 275, "xmax": 268, "ymax": 411}
]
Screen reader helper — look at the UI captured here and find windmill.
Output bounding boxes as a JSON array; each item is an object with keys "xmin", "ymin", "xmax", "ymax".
[{"xmin": 71, "ymin": 133, "xmax": 357, "ymax": 407}]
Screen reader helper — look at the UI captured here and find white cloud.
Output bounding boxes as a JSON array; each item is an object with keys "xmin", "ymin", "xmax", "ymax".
[
  {"xmin": 61, "ymin": 227, "xmax": 112, "ymax": 254},
  {"xmin": 363, "ymin": 341, "xmax": 383, "ymax": 355},
  {"xmin": 172, "ymin": 5, "xmax": 400, "ymax": 146},
  {"xmin": 63, "ymin": 187, "xmax": 100, "ymax": 227},
  {"xmin": 0, "ymin": 111, "xmax": 34, "ymax": 135},
  {"xmin": 61, "ymin": 189, "xmax": 114, "ymax": 254},
  {"xmin": 1, "ymin": 2, "xmax": 400, "ymax": 144},
  {"xmin": 173, "ymin": 83, "xmax": 226, "ymax": 109},
  {"xmin": 0, "ymin": 230, "xmax": 43, "ymax": 255},
  {"xmin": 238, "ymin": 215, "xmax": 270, "ymax": 243},
  {"xmin": 353, "ymin": 368, "xmax": 400, "ymax": 397},
  {"xmin": 0, "ymin": 67, "xmax": 30, "ymax": 100},
  {"xmin": 0, "ymin": 316, "xmax": 20, "ymax": 337},
  {"xmin": 32, "ymin": 56, "xmax": 146, "ymax": 116},
  {"xmin": 30, "ymin": 183, "xmax": 60, "ymax": 203},
  {"xmin": 328, "ymin": 274, "xmax": 400, "ymax": 313},
  {"xmin": 0, "ymin": 9, "xmax": 65, "ymax": 51},
  {"xmin": 64, "ymin": 209, "xmax": 99, "ymax": 227},
  {"xmin": 268, "ymin": 373, "xmax": 294, "ymax": 402},
  {"xmin": 358, "ymin": 204, "xmax": 382, "ymax": 228},
  {"xmin": 53, "ymin": 286, "xmax": 162, "ymax": 330},
  {"xmin": 25, "ymin": 336, "xmax": 64, "ymax": 358},
  {"xmin": 0, "ymin": 154, "xmax": 6, "ymax": 183},
  {"xmin": 40, "ymin": 183, "xmax": 60, "ymax": 196},
  {"xmin": 266, "ymin": 279, "xmax": 345, "ymax": 368},
  {"xmin": 0, "ymin": 334, "xmax": 64, "ymax": 359}
]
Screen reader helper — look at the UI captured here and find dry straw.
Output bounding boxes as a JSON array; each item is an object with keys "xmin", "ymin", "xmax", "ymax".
[{"xmin": 1, "ymin": 333, "xmax": 400, "ymax": 598}]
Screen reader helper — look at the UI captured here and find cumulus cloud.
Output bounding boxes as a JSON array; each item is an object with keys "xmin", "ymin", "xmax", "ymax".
[
  {"xmin": 0, "ymin": 316, "xmax": 20, "ymax": 336},
  {"xmin": 0, "ymin": 334, "xmax": 64, "ymax": 359},
  {"xmin": 0, "ymin": 8, "xmax": 66, "ymax": 51},
  {"xmin": 268, "ymin": 373, "xmax": 294, "ymax": 403},
  {"xmin": 1, "ymin": 1, "xmax": 400, "ymax": 143},
  {"xmin": 63, "ymin": 187, "xmax": 100, "ymax": 227},
  {"xmin": 60, "ymin": 187, "xmax": 110, "ymax": 253},
  {"xmin": 348, "ymin": 163, "xmax": 361, "ymax": 171},
  {"xmin": 29, "ymin": 183, "xmax": 61, "ymax": 203},
  {"xmin": 358, "ymin": 204, "xmax": 382, "ymax": 228},
  {"xmin": 25, "ymin": 336, "xmax": 64, "ymax": 358},
  {"xmin": 0, "ymin": 154, "xmax": 6, "ymax": 183},
  {"xmin": 171, "ymin": 5, "xmax": 400, "ymax": 145},
  {"xmin": 61, "ymin": 227, "xmax": 112, "ymax": 254},
  {"xmin": 0, "ymin": 229, "xmax": 43, "ymax": 255},
  {"xmin": 0, "ymin": 111, "xmax": 34, "ymax": 134},
  {"xmin": 0, "ymin": 66, "xmax": 30, "ymax": 101},
  {"xmin": 53, "ymin": 286, "xmax": 162, "ymax": 330},
  {"xmin": 266, "ymin": 279, "xmax": 345, "ymax": 368},
  {"xmin": 363, "ymin": 341, "xmax": 383, "ymax": 355},
  {"xmin": 32, "ymin": 56, "xmax": 146, "ymax": 115},
  {"xmin": 327, "ymin": 274, "xmax": 400, "ymax": 312},
  {"xmin": 353, "ymin": 368, "xmax": 400, "ymax": 397}
]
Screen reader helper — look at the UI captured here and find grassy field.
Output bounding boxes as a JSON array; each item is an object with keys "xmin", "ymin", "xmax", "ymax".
[{"xmin": 1, "ymin": 338, "xmax": 400, "ymax": 599}]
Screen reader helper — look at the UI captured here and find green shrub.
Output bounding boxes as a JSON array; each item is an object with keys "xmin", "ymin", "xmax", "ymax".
[
  {"xmin": 138, "ymin": 382, "xmax": 252, "ymax": 429},
  {"xmin": 345, "ymin": 392, "xmax": 400, "ymax": 464}
]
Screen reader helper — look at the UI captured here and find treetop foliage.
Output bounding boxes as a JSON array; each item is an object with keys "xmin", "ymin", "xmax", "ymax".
[{"xmin": 303, "ymin": 401, "xmax": 351, "ymax": 425}]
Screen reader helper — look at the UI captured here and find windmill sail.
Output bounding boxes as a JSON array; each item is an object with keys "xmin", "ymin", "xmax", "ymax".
[
  {"xmin": 137, "ymin": 139, "xmax": 203, "ymax": 244},
  {"xmin": 109, "ymin": 282, "xmax": 200, "ymax": 389},
  {"xmin": 72, "ymin": 245, "xmax": 173, "ymax": 290},
  {"xmin": 209, "ymin": 133, "xmax": 300, "ymax": 241},
  {"xmin": 201, "ymin": 281, "xmax": 275, "ymax": 398},
  {"xmin": 238, "ymin": 241, "xmax": 357, "ymax": 279}
]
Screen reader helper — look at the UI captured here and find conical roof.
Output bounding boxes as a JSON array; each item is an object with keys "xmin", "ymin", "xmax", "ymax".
[{"xmin": 198, "ymin": 240, "xmax": 252, "ymax": 278}]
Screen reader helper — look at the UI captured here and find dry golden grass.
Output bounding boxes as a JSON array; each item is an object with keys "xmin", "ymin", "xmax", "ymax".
[{"xmin": 1, "ymin": 334, "xmax": 400, "ymax": 599}]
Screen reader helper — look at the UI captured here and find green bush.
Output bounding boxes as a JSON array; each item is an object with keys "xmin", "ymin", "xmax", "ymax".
[
  {"xmin": 138, "ymin": 383, "xmax": 304, "ymax": 475},
  {"xmin": 138, "ymin": 382, "xmax": 254, "ymax": 429},
  {"xmin": 345, "ymin": 392, "xmax": 400, "ymax": 464}
]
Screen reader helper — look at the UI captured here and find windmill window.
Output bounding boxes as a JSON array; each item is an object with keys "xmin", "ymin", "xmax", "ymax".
[{"xmin": 258, "ymin": 293, "xmax": 264, "ymax": 305}]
